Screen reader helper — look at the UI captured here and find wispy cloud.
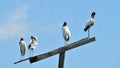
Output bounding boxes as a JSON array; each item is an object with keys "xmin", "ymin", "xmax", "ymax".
[
  {"xmin": 0, "ymin": 5, "xmax": 30, "ymax": 40},
  {"xmin": 0, "ymin": 5, "xmax": 71, "ymax": 40}
]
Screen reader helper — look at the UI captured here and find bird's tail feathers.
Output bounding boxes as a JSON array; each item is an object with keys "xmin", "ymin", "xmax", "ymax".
[
  {"xmin": 66, "ymin": 37, "xmax": 69, "ymax": 41},
  {"xmin": 28, "ymin": 45, "xmax": 31, "ymax": 49},
  {"xmin": 84, "ymin": 26, "xmax": 90, "ymax": 31}
]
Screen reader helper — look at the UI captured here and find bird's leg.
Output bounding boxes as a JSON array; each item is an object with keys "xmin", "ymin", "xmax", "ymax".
[
  {"xmin": 21, "ymin": 56, "xmax": 22, "ymax": 60},
  {"xmin": 23, "ymin": 56, "xmax": 24, "ymax": 59},
  {"xmin": 64, "ymin": 41, "xmax": 66, "ymax": 46},
  {"xmin": 30, "ymin": 50, "xmax": 31, "ymax": 57},
  {"xmin": 64, "ymin": 41, "xmax": 68, "ymax": 46},
  {"xmin": 32, "ymin": 50, "xmax": 33, "ymax": 56},
  {"xmin": 66, "ymin": 41, "xmax": 68, "ymax": 45},
  {"xmin": 88, "ymin": 29, "xmax": 90, "ymax": 38},
  {"xmin": 21, "ymin": 55, "xmax": 24, "ymax": 60}
]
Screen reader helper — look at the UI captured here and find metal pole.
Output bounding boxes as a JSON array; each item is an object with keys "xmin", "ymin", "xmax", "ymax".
[{"xmin": 58, "ymin": 52, "xmax": 65, "ymax": 68}]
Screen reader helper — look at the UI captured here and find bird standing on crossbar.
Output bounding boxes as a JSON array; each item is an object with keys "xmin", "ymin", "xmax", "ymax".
[
  {"xmin": 62, "ymin": 22, "xmax": 71, "ymax": 45},
  {"xmin": 19, "ymin": 38, "xmax": 26, "ymax": 60},
  {"xmin": 28, "ymin": 36, "xmax": 38, "ymax": 57},
  {"xmin": 84, "ymin": 12, "xmax": 96, "ymax": 38}
]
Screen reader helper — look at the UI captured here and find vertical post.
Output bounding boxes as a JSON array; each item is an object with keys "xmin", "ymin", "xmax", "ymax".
[{"xmin": 58, "ymin": 52, "xmax": 65, "ymax": 68}]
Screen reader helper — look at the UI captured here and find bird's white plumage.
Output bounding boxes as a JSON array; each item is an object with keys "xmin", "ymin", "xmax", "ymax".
[
  {"xmin": 28, "ymin": 36, "xmax": 38, "ymax": 56},
  {"xmin": 62, "ymin": 26, "xmax": 71, "ymax": 41},
  {"xmin": 85, "ymin": 18, "xmax": 94, "ymax": 30},
  {"xmin": 19, "ymin": 38, "xmax": 26, "ymax": 59},
  {"xmin": 28, "ymin": 39, "xmax": 37, "ymax": 50},
  {"xmin": 62, "ymin": 22, "xmax": 71, "ymax": 42}
]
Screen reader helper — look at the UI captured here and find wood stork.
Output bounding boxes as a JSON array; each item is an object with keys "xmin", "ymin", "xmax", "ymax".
[
  {"xmin": 19, "ymin": 38, "xmax": 26, "ymax": 60},
  {"xmin": 28, "ymin": 36, "xmax": 38, "ymax": 57},
  {"xmin": 84, "ymin": 12, "xmax": 96, "ymax": 37},
  {"xmin": 62, "ymin": 22, "xmax": 71, "ymax": 45}
]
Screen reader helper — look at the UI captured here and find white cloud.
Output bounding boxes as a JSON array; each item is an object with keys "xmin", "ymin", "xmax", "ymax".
[
  {"xmin": 8, "ymin": 6, "xmax": 28, "ymax": 23},
  {"xmin": 0, "ymin": 5, "xmax": 71, "ymax": 40},
  {"xmin": 0, "ymin": 6, "xmax": 30, "ymax": 40}
]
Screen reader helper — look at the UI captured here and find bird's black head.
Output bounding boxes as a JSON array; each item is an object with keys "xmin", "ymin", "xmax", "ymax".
[
  {"xmin": 63, "ymin": 22, "xmax": 67, "ymax": 26},
  {"xmin": 31, "ymin": 36, "xmax": 37, "ymax": 41},
  {"xmin": 91, "ymin": 12, "xmax": 96, "ymax": 19},
  {"xmin": 20, "ymin": 38, "xmax": 24, "ymax": 41},
  {"xmin": 31, "ymin": 36, "xmax": 34, "ymax": 39}
]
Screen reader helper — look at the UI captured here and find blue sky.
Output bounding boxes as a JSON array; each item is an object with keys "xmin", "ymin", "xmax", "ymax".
[{"xmin": 0, "ymin": 0, "xmax": 120, "ymax": 68}]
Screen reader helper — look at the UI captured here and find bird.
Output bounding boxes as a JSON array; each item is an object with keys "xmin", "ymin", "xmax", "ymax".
[
  {"xmin": 19, "ymin": 37, "xmax": 26, "ymax": 60},
  {"xmin": 62, "ymin": 22, "xmax": 71, "ymax": 45},
  {"xmin": 28, "ymin": 36, "xmax": 38, "ymax": 57},
  {"xmin": 84, "ymin": 12, "xmax": 96, "ymax": 38},
  {"xmin": 60, "ymin": 22, "xmax": 71, "ymax": 64}
]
